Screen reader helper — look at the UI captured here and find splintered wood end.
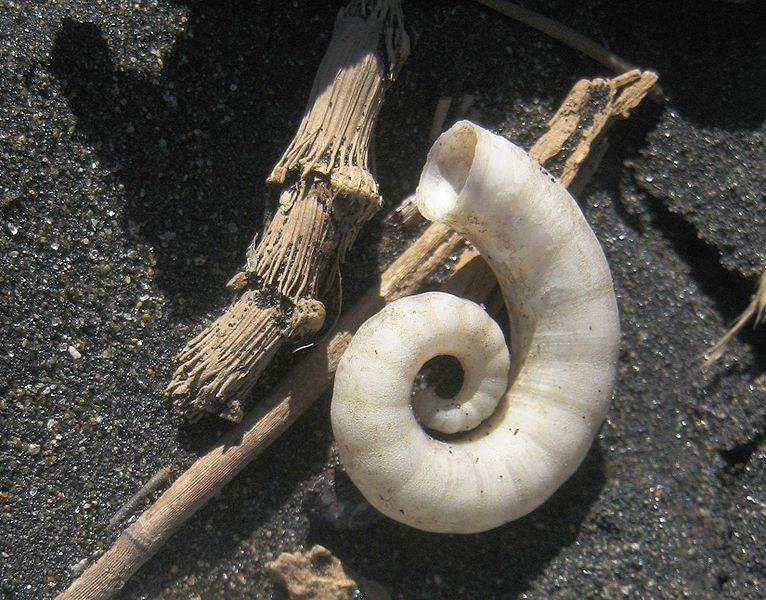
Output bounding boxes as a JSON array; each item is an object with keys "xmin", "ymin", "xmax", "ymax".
[{"xmin": 530, "ymin": 69, "xmax": 658, "ymax": 187}]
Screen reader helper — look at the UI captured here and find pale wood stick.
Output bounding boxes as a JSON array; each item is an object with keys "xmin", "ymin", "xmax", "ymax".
[{"xmin": 57, "ymin": 70, "xmax": 656, "ymax": 600}]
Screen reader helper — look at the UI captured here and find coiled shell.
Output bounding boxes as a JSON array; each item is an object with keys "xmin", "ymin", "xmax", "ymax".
[{"xmin": 331, "ymin": 121, "xmax": 620, "ymax": 533}]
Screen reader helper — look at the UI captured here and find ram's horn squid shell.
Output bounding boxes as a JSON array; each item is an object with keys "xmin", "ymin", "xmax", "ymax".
[{"xmin": 331, "ymin": 121, "xmax": 620, "ymax": 533}]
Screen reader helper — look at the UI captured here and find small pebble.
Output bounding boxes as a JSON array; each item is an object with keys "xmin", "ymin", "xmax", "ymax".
[{"xmin": 27, "ymin": 444, "xmax": 41, "ymax": 456}]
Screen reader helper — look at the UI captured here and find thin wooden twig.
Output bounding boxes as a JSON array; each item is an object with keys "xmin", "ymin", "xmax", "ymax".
[
  {"xmin": 57, "ymin": 70, "xmax": 656, "ymax": 600},
  {"xmin": 531, "ymin": 69, "xmax": 659, "ymax": 186},
  {"xmin": 108, "ymin": 466, "xmax": 173, "ymax": 529}
]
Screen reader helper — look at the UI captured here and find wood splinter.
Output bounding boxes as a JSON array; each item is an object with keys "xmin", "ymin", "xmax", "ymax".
[{"xmin": 166, "ymin": 0, "xmax": 410, "ymax": 422}]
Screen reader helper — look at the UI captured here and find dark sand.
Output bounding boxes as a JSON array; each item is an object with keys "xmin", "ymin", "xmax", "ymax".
[{"xmin": 1, "ymin": 1, "xmax": 765, "ymax": 598}]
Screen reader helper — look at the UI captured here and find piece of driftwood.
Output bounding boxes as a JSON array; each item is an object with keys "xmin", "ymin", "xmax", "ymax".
[
  {"xmin": 56, "ymin": 70, "xmax": 656, "ymax": 600},
  {"xmin": 166, "ymin": 0, "xmax": 409, "ymax": 422},
  {"xmin": 265, "ymin": 545, "xmax": 390, "ymax": 600},
  {"xmin": 531, "ymin": 69, "xmax": 659, "ymax": 187}
]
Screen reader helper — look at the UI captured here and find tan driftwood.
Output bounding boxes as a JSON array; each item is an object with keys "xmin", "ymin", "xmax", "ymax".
[
  {"xmin": 265, "ymin": 545, "xmax": 391, "ymax": 600},
  {"xmin": 56, "ymin": 70, "xmax": 656, "ymax": 600},
  {"xmin": 166, "ymin": 0, "xmax": 409, "ymax": 422},
  {"xmin": 531, "ymin": 69, "xmax": 659, "ymax": 186}
]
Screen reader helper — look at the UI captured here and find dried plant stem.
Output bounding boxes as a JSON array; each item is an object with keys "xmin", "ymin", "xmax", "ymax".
[
  {"xmin": 166, "ymin": 0, "xmax": 409, "ymax": 422},
  {"xmin": 57, "ymin": 70, "xmax": 656, "ymax": 600},
  {"xmin": 166, "ymin": 183, "xmax": 339, "ymax": 421},
  {"xmin": 704, "ymin": 268, "xmax": 766, "ymax": 362},
  {"xmin": 108, "ymin": 466, "xmax": 173, "ymax": 529}
]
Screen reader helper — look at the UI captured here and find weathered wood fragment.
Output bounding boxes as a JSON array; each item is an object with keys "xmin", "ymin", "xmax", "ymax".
[
  {"xmin": 167, "ymin": 0, "xmax": 409, "ymax": 421},
  {"xmin": 266, "ymin": 545, "xmax": 391, "ymax": 600}
]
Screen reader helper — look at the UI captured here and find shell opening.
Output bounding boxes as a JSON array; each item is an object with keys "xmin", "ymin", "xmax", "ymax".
[
  {"xmin": 412, "ymin": 354, "xmax": 468, "ymax": 434},
  {"xmin": 414, "ymin": 354, "xmax": 464, "ymax": 400},
  {"xmin": 417, "ymin": 121, "xmax": 477, "ymax": 222}
]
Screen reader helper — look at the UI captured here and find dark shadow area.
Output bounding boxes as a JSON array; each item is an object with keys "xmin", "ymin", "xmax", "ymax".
[
  {"xmin": 719, "ymin": 431, "xmax": 764, "ymax": 471},
  {"xmin": 48, "ymin": 0, "xmax": 347, "ymax": 317},
  {"xmin": 586, "ymin": 106, "xmax": 766, "ymax": 373},
  {"xmin": 589, "ymin": 102, "xmax": 666, "ymax": 237},
  {"xmin": 48, "ymin": 20, "xmax": 265, "ymax": 316},
  {"xmin": 307, "ymin": 443, "xmax": 607, "ymax": 600},
  {"xmin": 175, "ymin": 411, "xmax": 240, "ymax": 453},
  {"xmin": 525, "ymin": 0, "xmax": 766, "ymax": 130},
  {"xmin": 305, "ymin": 468, "xmax": 386, "ymax": 531},
  {"xmin": 640, "ymin": 191, "xmax": 766, "ymax": 375}
]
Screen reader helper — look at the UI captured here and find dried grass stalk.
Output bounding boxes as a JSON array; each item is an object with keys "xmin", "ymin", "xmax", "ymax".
[
  {"xmin": 705, "ymin": 268, "xmax": 766, "ymax": 362},
  {"xmin": 473, "ymin": 0, "xmax": 665, "ymax": 102}
]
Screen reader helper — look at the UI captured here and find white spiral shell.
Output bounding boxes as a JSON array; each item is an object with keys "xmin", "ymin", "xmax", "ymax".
[{"xmin": 330, "ymin": 121, "xmax": 620, "ymax": 533}]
